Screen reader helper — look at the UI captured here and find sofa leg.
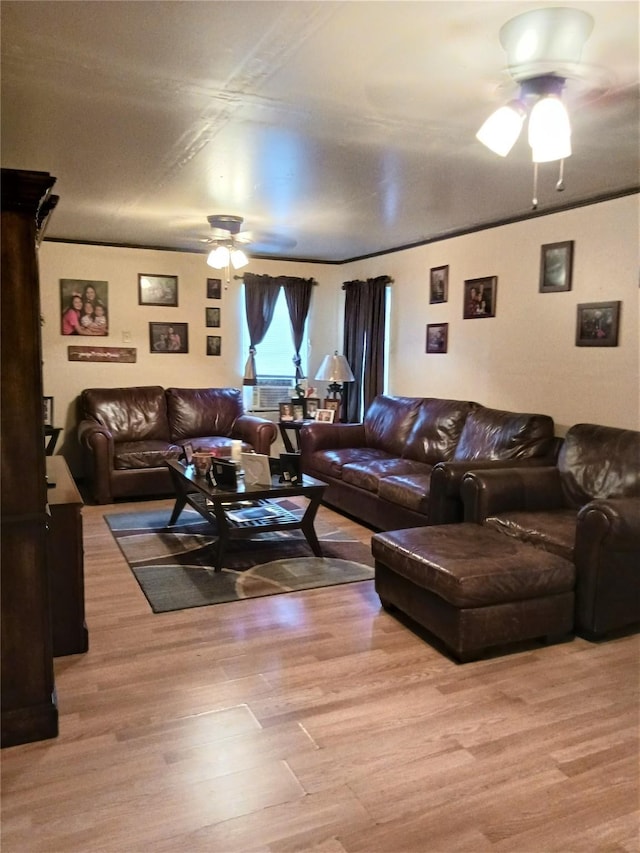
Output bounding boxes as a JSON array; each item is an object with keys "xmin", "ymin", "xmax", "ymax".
[{"xmin": 378, "ymin": 597, "xmax": 397, "ymax": 613}]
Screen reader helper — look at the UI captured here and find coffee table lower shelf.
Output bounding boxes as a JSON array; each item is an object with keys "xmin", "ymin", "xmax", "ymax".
[{"xmin": 165, "ymin": 460, "xmax": 327, "ymax": 571}]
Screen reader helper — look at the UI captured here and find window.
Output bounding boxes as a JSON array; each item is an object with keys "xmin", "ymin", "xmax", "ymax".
[{"xmin": 242, "ymin": 287, "xmax": 307, "ymax": 381}]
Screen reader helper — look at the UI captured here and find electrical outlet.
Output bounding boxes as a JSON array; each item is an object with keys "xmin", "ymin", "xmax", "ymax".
[{"xmin": 122, "ymin": 331, "xmax": 132, "ymax": 343}]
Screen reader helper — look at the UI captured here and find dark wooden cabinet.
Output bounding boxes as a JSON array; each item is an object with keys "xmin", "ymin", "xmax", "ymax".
[
  {"xmin": 47, "ymin": 457, "xmax": 88, "ymax": 657},
  {"xmin": 1, "ymin": 168, "xmax": 60, "ymax": 747}
]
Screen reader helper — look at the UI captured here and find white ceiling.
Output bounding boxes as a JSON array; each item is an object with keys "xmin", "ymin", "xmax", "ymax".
[{"xmin": 1, "ymin": 1, "xmax": 638, "ymax": 262}]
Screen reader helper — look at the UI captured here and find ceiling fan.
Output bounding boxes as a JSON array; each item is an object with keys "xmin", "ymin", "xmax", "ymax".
[
  {"xmin": 201, "ymin": 214, "xmax": 297, "ymax": 271},
  {"xmin": 477, "ymin": 6, "xmax": 610, "ymax": 208}
]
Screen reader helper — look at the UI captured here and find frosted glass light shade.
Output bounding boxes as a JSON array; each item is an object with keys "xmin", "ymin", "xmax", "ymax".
[
  {"xmin": 528, "ymin": 95, "xmax": 572, "ymax": 162},
  {"xmin": 476, "ymin": 102, "xmax": 526, "ymax": 156},
  {"xmin": 207, "ymin": 245, "xmax": 230, "ymax": 269},
  {"xmin": 314, "ymin": 351, "xmax": 355, "ymax": 383},
  {"xmin": 230, "ymin": 247, "xmax": 249, "ymax": 269}
]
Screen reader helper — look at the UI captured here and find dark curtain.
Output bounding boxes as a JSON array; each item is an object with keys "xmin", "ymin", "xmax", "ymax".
[
  {"xmin": 281, "ymin": 276, "xmax": 314, "ymax": 380},
  {"xmin": 342, "ymin": 275, "xmax": 390, "ymax": 422},
  {"xmin": 242, "ymin": 273, "xmax": 281, "ymax": 385}
]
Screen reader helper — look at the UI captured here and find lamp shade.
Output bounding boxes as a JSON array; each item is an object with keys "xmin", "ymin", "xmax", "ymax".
[
  {"xmin": 314, "ymin": 351, "xmax": 355, "ymax": 383},
  {"xmin": 207, "ymin": 245, "xmax": 230, "ymax": 269},
  {"xmin": 476, "ymin": 101, "xmax": 526, "ymax": 157},
  {"xmin": 528, "ymin": 95, "xmax": 571, "ymax": 162},
  {"xmin": 230, "ymin": 247, "xmax": 249, "ymax": 269}
]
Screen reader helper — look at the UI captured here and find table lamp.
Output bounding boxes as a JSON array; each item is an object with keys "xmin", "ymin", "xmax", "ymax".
[{"xmin": 314, "ymin": 351, "xmax": 355, "ymax": 399}]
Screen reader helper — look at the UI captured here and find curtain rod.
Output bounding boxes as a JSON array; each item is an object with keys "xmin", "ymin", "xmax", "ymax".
[{"xmin": 233, "ymin": 274, "xmax": 317, "ymax": 284}]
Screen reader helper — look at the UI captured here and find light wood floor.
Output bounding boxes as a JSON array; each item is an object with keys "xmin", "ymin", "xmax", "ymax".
[{"xmin": 2, "ymin": 496, "xmax": 639, "ymax": 853}]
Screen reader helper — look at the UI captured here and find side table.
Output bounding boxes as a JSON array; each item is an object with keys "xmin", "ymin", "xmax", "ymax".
[{"xmin": 278, "ymin": 419, "xmax": 314, "ymax": 453}]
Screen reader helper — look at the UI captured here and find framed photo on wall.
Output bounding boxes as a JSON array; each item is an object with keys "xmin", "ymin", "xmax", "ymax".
[
  {"xmin": 429, "ymin": 265, "xmax": 448, "ymax": 304},
  {"xmin": 426, "ymin": 323, "xmax": 448, "ymax": 353},
  {"xmin": 575, "ymin": 301, "xmax": 621, "ymax": 347},
  {"xmin": 149, "ymin": 322, "xmax": 188, "ymax": 353},
  {"xmin": 138, "ymin": 274, "xmax": 178, "ymax": 306},
  {"xmin": 206, "ymin": 335, "xmax": 221, "ymax": 355},
  {"xmin": 463, "ymin": 276, "xmax": 497, "ymax": 318},
  {"xmin": 206, "ymin": 307, "xmax": 221, "ymax": 327},
  {"xmin": 207, "ymin": 278, "xmax": 222, "ymax": 299},
  {"xmin": 539, "ymin": 241, "xmax": 574, "ymax": 292},
  {"xmin": 60, "ymin": 278, "xmax": 109, "ymax": 336}
]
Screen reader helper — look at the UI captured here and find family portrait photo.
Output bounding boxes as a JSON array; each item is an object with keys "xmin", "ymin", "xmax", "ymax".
[
  {"xmin": 138, "ymin": 274, "xmax": 178, "ymax": 306},
  {"xmin": 463, "ymin": 276, "xmax": 497, "ymax": 319},
  {"xmin": 149, "ymin": 322, "xmax": 188, "ymax": 353},
  {"xmin": 60, "ymin": 279, "xmax": 109, "ymax": 336}
]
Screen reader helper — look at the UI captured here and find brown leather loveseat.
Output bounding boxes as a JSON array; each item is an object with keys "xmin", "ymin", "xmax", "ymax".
[
  {"xmin": 300, "ymin": 394, "xmax": 556, "ymax": 529},
  {"xmin": 461, "ymin": 423, "xmax": 640, "ymax": 638},
  {"xmin": 78, "ymin": 386, "xmax": 277, "ymax": 504}
]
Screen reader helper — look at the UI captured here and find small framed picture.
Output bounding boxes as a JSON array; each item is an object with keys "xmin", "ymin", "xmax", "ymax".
[
  {"xmin": 279, "ymin": 401, "xmax": 294, "ymax": 421},
  {"xmin": 181, "ymin": 442, "xmax": 194, "ymax": 465},
  {"xmin": 429, "ymin": 265, "xmax": 448, "ymax": 304},
  {"xmin": 206, "ymin": 307, "xmax": 221, "ymax": 327},
  {"xmin": 463, "ymin": 276, "xmax": 497, "ymax": 319},
  {"xmin": 206, "ymin": 335, "xmax": 221, "ymax": 356},
  {"xmin": 315, "ymin": 408, "xmax": 336, "ymax": 423},
  {"xmin": 304, "ymin": 397, "xmax": 321, "ymax": 419},
  {"xmin": 540, "ymin": 241, "xmax": 574, "ymax": 292},
  {"xmin": 426, "ymin": 323, "xmax": 448, "ymax": 353},
  {"xmin": 575, "ymin": 301, "xmax": 621, "ymax": 347},
  {"xmin": 43, "ymin": 396, "xmax": 54, "ymax": 427},
  {"xmin": 138, "ymin": 274, "xmax": 178, "ymax": 307},
  {"xmin": 149, "ymin": 322, "xmax": 188, "ymax": 353},
  {"xmin": 323, "ymin": 399, "xmax": 340, "ymax": 413},
  {"xmin": 207, "ymin": 278, "xmax": 222, "ymax": 299},
  {"xmin": 291, "ymin": 400, "xmax": 305, "ymax": 421}
]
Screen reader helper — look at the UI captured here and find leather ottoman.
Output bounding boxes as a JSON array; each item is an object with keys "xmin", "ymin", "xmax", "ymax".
[{"xmin": 372, "ymin": 523, "xmax": 575, "ymax": 662}]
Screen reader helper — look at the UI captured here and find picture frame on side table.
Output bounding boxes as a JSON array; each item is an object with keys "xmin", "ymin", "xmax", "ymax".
[
  {"xmin": 138, "ymin": 274, "xmax": 178, "ymax": 306},
  {"xmin": 279, "ymin": 402, "xmax": 294, "ymax": 421},
  {"xmin": 43, "ymin": 396, "xmax": 54, "ymax": 427},
  {"xmin": 463, "ymin": 276, "xmax": 497, "ymax": 318},
  {"xmin": 315, "ymin": 409, "xmax": 336, "ymax": 423},
  {"xmin": 429, "ymin": 265, "xmax": 448, "ymax": 304},
  {"xmin": 304, "ymin": 397, "xmax": 320, "ymax": 419},
  {"xmin": 323, "ymin": 399, "xmax": 340, "ymax": 414},
  {"xmin": 291, "ymin": 400, "xmax": 305, "ymax": 421},
  {"xmin": 575, "ymin": 301, "xmax": 621, "ymax": 347},
  {"xmin": 426, "ymin": 323, "xmax": 448, "ymax": 353},
  {"xmin": 539, "ymin": 241, "xmax": 574, "ymax": 292},
  {"xmin": 149, "ymin": 322, "xmax": 188, "ymax": 353}
]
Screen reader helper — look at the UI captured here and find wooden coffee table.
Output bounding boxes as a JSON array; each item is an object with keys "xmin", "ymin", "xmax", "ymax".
[{"xmin": 165, "ymin": 459, "xmax": 327, "ymax": 571}]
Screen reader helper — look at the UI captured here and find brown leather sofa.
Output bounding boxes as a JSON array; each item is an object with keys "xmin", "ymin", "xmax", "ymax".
[
  {"xmin": 78, "ymin": 386, "xmax": 277, "ymax": 504},
  {"xmin": 461, "ymin": 423, "xmax": 640, "ymax": 638},
  {"xmin": 300, "ymin": 395, "xmax": 556, "ymax": 529}
]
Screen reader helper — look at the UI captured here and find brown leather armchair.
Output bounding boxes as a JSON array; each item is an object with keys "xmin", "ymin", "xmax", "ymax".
[{"xmin": 461, "ymin": 423, "xmax": 640, "ymax": 638}]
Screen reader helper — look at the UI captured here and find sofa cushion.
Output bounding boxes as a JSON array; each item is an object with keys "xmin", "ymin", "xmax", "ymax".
[
  {"xmin": 341, "ymin": 458, "xmax": 429, "ymax": 493},
  {"xmin": 484, "ymin": 509, "xmax": 577, "ymax": 562},
  {"xmin": 114, "ymin": 440, "xmax": 181, "ymax": 470},
  {"xmin": 453, "ymin": 405, "xmax": 555, "ymax": 462},
  {"xmin": 166, "ymin": 387, "xmax": 243, "ymax": 441},
  {"xmin": 307, "ymin": 447, "xmax": 391, "ymax": 480},
  {"xmin": 378, "ymin": 472, "xmax": 433, "ymax": 513},
  {"xmin": 558, "ymin": 423, "xmax": 640, "ymax": 508},
  {"xmin": 402, "ymin": 398, "xmax": 475, "ymax": 463},
  {"xmin": 81, "ymin": 386, "xmax": 170, "ymax": 442},
  {"xmin": 363, "ymin": 395, "xmax": 422, "ymax": 455}
]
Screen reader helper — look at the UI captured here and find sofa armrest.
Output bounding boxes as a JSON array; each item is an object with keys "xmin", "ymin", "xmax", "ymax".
[
  {"xmin": 231, "ymin": 414, "xmax": 277, "ymax": 456},
  {"xmin": 461, "ymin": 466, "xmax": 564, "ymax": 523},
  {"xmin": 431, "ymin": 457, "xmax": 556, "ymax": 523},
  {"xmin": 574, "ymin": 497, "xmax": 640, "ymax": 635},
  {"xmin": 300, "ymin": 422, "xmax": 366, "ymax": 454},
  {"xmin": 77, "ymin": 418, "xmax": 115, "ymax": 504}
]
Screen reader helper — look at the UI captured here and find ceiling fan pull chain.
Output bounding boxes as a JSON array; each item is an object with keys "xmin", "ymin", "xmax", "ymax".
[
  {"xmin": 556, "ymin": 159, "xmax": 565, "ymax": 192},
  {"xmin": 532, "ymin": 162, "xmax": 539, "ymax": 210}
]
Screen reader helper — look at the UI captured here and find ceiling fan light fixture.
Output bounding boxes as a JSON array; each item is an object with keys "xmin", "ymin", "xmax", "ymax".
[
  {"xmin": 230, "ymin": 247, "xmax": 249, "ymax": 269},
  {"xmin": 207, "ymin": 244, "xmax": 230, "ymax": 269},
  {"xmin": 528, "ymin": 94, "xmax": 572, "ymax": 162},
  {"xmin": 476, "ymin": 100, "xmax": 526, "ymax": 156}
]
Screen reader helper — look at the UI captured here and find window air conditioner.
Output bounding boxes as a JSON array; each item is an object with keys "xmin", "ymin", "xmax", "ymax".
[{"xmin": 251, "ymin": 384, "xmax": 293, "ymax": 411}]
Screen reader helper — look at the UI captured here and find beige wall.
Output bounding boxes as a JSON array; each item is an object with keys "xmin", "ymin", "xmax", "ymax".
[
  {"xmin": 348, "ymin": 195, "xmax": 639, "ymax": 434},
  {"xmin": 40, "ymin": 194, "xmax": 639, "ymax": 473}
]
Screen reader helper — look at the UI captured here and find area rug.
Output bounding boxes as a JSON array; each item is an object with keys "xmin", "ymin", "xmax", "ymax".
[{"xmin": 105, "ymin": 501, "xmax": 374, "ymax": 613}]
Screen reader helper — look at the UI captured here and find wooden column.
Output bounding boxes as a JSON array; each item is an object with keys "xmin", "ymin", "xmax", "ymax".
[{"xmin": 1, "ymin": 168, "xmax": 59, "ymax": 747}]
